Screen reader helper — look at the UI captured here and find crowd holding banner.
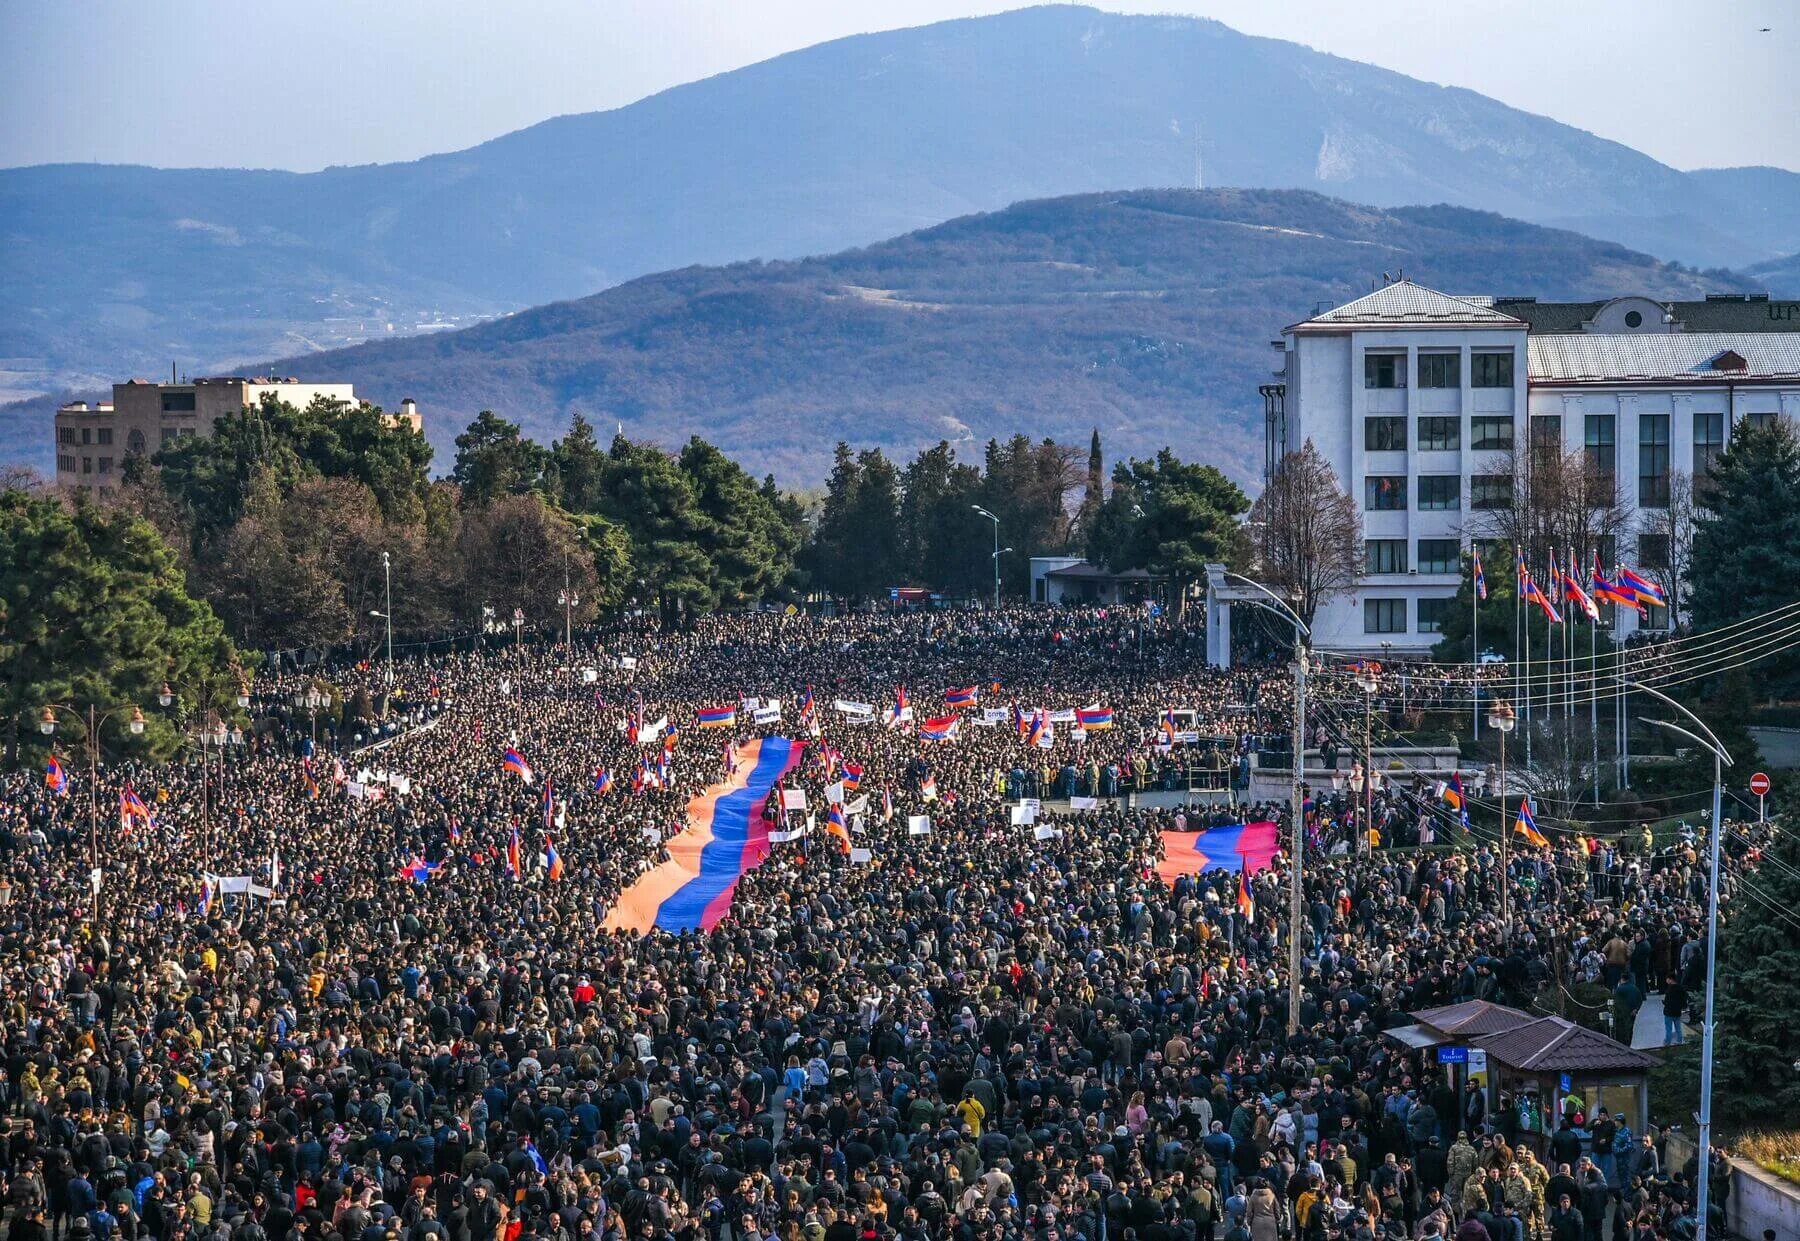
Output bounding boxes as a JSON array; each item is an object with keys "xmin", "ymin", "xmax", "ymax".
[{"xmin": 0, "ymin": 606, "xmax": 1763, "ymax": 1241}]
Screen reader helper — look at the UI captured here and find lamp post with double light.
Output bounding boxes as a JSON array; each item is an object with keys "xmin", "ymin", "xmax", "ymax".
[
  {"xmin": 158, "ymin": 676, "xmax": 249, "ymax": 865},
  {"xmin": 1488, "ymin": 701, "xmax": 1516, "ymax": 946},
  {"xmin": 38, "ymin": 700, "xmax": 147, "ymax": 922},
  {"xmin": 972, "ymin": 506, "xmax": 1002, "ymax": 609},
  {"xmin": 1354, "ymin": 665, "xmax": 1379, "ymax": 852}
]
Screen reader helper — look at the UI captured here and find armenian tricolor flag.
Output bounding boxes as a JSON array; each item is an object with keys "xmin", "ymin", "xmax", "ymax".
[
  {"xmin": 1075, "ymin": 707, "xmax": 1115, "ymax": 731},
  {"xmin": 841, "ymin": 761, "xmax": 863, "ymax": 791},
  {"xmin": 799, "ymin": 687, "xmax": 817, "ymax": 731},
  {"xmin": 593, "ymin": 767, "xmax": 615, "ymax": 795},
  {"xmin": 1024, "ymin": 710, "xmax": 1048, "ymax": 749},
  {"xmin": 919, "ymin": 715, "xmax": 960, "ymax": 742},
  {"xmin": 1155, "ymin": 821, "xmax": 1281, "ymax": 887},
  {"xmin": 1562, "ymin": 570, "xmax": 1599, "ymax": 621},
  {"xmin": 119, "ymin": 784, "xmax": 153, "ymax": 830},
  {"xmin": 920, "ymin": 774, "xmax": 938, "ymax": 802},
  {"xmin": 1472, "ymin": 548, "xmax": 1488, "ymax": 601},
  {"xmin": 1441, "ymin": 772, "xmax": 1468, "ymax": 825},
  {"xmin": 45, "ymin": 755, "xmax": 68, "ymax": 796},
  {"xmin": 1237, "ymin": 870, "xmax": 1255, "ymax": 920},
  {"xmin": 1522, "ymin": 571, "xmax": 1562, "ymax": 623},
  {"xmin": 944, "ymin": 686, "xmax": 978, "ymax": 708},
  {"xmin": 1160, "ymin": 709, "xmax": 1180, "ymax": 743},
  {"xmin": 502, "ymin": 747, "xmax": 534, "ymax": 784},
  {"xmin": 401, "ymin": 856, "xmax": 441, "ymax": 885},
  {"xmin": 545, "ymin": 837, "xmax": 565, "ymax": 882},
  {"xmin": 1515, "ymin": 801, "xmax": 1549, "ymax": 848},
  {"xmin": 1592, "ymin": 554, "xmax": 1631, "ymax": 607},
  {"xmin": 506, "ymin": 826, "xmax": 522, "ymax": 880},
  {"xmin": 1619, "ymin": 566, "xmax": 1666, "ymax": 607},
  {"xmin": 825, "ymin": 803, "xmax": 851, "ymax": 853},
  {"xmin": 697, "ymin": 706, "xmax": 735, "ymax": 729}
]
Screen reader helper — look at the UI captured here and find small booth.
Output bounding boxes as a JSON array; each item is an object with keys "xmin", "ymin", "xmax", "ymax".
[{"xmin": 1385, "ymin": 1000, "xmax": 1659, "ymax": 1155}]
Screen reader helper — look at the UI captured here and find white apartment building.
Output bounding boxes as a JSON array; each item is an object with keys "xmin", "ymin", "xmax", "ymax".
[{"xmin": 1267, "ymin": 282, "xmax": 1800, "ymax": 656}]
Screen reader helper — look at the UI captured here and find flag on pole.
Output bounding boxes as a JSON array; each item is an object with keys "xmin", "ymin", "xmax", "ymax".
[
  {"xmin": 593, "ymin": 767, "xmax": 615, "ymax": 794},
  {"xmin": 841, "ymin": 761, "xmax": 863, "ymax": 791},
  {"xmin": 1472, "ymin": 547, "xmax": 1488, "ymax": 601},
  {"xmin": 884, "ymin": 686, "xmax": 909, "ymax": 729},
  {"xmin": 1024, "ymin": 710, "xmax": 1048, "ymax": 749},
  {"xmin": 1236, "ymin": 869, "xmax": 1254, "ymax": 920},
  {"xmin": 45, "ymin": 754, "xmax": 68, "ymax": 796},
  {"xmin": 1160, "ymin": 709, "xmax": 1180, "ymax": 744},
  {"xmin": 1514, "ymin": 801, "xmax": 1549, "ymax": 848},
  {"xmin": 882, "ymin": 786, "xmax": 894, "ymax": 823},
  {"xmin": 920, "ymin": 774, "xmax": 938, "ymax": 802},
  {"xmin": 1562, "ymin": 568, "xmax": 1599, "ymax": 621},
  {"xmin": 401, "ymin": 855, "xmax": 441, "ymax": 884},
  {"xmin": 506, "ymin": 826, "xmax": 522, "ymax": 880},
  {"xmin": 697, "ymin": 706, "xmax": 736, "ymax": 729},
  {"xmin": 545, "ymin": 837, "xmax": 565, "ymax": 882},
  {"xmin": 1075, "ymin": 707, "xmax": 1115, "ymax": 731},
  {"xmin": 825, "ymin": 803, "xmax": 851, "ymax": 853},
  {"xmin": 944, "ymin": 686, "xmax": 978, "ymax": 708},
  {"xmin": 919, "ymin": 715, "xmax": 960, "ymax": 741},
  {"xmin": 1618, "ymin": 566, "xmax": 1666, "ymax": 607},
  {"xmin": 119, "ymin": 784, "xmax": 153, "ymax": 831},
  {"xmin": 542, "ymin": 777, "xmax": 556, "ymax": 828},
  {"xmin": 502, "ymin": 748, "xmax": 534, "ymax": 784}
]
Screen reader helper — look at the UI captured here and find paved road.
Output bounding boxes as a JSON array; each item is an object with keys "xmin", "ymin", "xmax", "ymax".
[{"xmin": 1630, "ymin": 991, "xmax": 1689, "ymax": 1049}]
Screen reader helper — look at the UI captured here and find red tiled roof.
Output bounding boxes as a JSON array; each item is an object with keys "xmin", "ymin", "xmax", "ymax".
[
  {"xmin": 1411, "ymin": 1000, "xmax": 1536, "ymax": 1038},
  {"xmin": 1473, "ymin": 1016, "xmax": 1660, "ymax": 1074}
]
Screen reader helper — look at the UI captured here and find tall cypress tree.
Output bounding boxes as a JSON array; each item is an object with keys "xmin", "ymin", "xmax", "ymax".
[{"xmin": 1074, "ymin": 428, "xmax": 1105, "ymax": 545}]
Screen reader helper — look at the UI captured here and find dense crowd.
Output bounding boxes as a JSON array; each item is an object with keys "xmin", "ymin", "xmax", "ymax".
[{"xmin": 0, "ymin": 607, "xmax": 1765, "ymax": 1241}]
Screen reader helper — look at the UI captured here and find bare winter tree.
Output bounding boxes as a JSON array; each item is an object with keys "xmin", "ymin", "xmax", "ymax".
[
  {"xmin": 1637, "ymin": 469, "xmax": 1695, "ymax": 621},
  {"xmin": 1466, "ymin": 446, "xmax": 1634, "ymax": 577},
  {"xmin": 1250, "ymin": 440, "xmax": 1360, "ymax": 633}
]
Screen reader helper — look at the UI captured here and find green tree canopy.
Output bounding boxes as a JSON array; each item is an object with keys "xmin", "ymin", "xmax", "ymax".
[
  {"xmin": 1087, "ymin": 449, "xmax": 1250, "ymax": 609},
  {"xmin": 677, "ymin": 437, "xmax": 800, "ymax": 606},
  {"xmin": 1690, "ymin": 420, "xmax": 1800, "ymax": 690},
  {"xmin": 807, "ymin": 443, "xmax": 903, "ymax": 601},
  {"xmin": 451, "ymin": 410, "xmax": 550, "ymax": 506},
  {"xmin": 0, "ymin": 490, "xmax": 240, "ymax": 763},
  {"xmin": 594, "ymin": 434, "xmax": 715, "ymax": 620},
  {"xmin": 898, "ymin": 441, "xmax": 986, "ymax": 596}
]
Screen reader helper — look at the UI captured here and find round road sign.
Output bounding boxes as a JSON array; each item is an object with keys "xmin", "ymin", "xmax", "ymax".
[{"xmin": 1750, "ymin": 772, "xmax": 1771, "ymax": 796}]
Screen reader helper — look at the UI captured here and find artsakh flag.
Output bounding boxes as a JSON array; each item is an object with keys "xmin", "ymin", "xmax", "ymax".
[
  {"xmin": 401, "ymin": 856, "xmax": 441, "ymax": 885},
  {"xmin": 841, "ymin": 761, "xmax": 863, "ymax": 791},
  {"xmin": 919, "ymin": 715, "xmax": 960, "ymax": 741}
]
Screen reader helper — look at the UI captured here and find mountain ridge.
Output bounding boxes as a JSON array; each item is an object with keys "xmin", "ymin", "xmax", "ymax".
[{"xmin": 2, "ymin": 5, "xmax": 1794, "ymax": 404}]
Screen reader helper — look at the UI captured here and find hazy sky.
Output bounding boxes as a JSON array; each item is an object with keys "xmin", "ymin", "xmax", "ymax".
[{"xmin": 3, "ymin": 1, "xmax": 1793, "ymax": 173}]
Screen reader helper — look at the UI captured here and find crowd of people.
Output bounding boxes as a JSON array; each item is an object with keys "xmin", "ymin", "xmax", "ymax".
[{"xmin": 0, "ymin": 606, "xmax": 1768, "ymax": 1241}]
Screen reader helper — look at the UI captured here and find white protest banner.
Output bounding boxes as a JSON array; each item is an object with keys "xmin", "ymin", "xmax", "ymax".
[
  {"xmin": 971, "ymin": 715, "xmax": 1001, "ymax": 727},
  {"xmin": 641, "ymin": 825, "xmax": 662, "ymax": 845},
  {"xmin": 753, "ymin": 705, "xmax": 782, "ymax": 725},
  {"xmin": 640, "ymin": 716, "xmax": 668, "ymax": 744},
  {"xmin": 769, "ymin": 825, "xmax": 808, "ymax": 844},
  {"xmin": 849, "ymin": 847, "xmax": 874, "ymax": 864},
  {"xmin": 1010, "ymin": 804, "xmax": 1037, "ymax": 826},
  {"xmin": 1069, "ymin": 796, "xmax": 1099, "ymax": 811},
  {"xmin": 781, "ymin": 788, "xmax": 809, "ymax": 811},
  {"xmin": 395, "ymin": 775, "xmax": 413, "ymax": 797},
  {"xmin": 842, "ymin": 711, "xmax": 876, "ymax": 726},
  {"xmin": 844, "ymin": 794, "xmax": 870, "ymax": 816},
  {"xmin": 1023, "ymin": 798, "xmax": 1042, "ymax": 812},
  {"xmin": 499, "ymin": 678, "xmax": 511, "ymax": 695},
  {"xmin": 762, "ymin": 698, "xmax": 782, "ymax": 715},
  {"xmin": 907, "ymin": 815, "xmax": 932, "ymax": 836},
  {"xmin": 1048, "ymin": 708, "xmax": 1077, "ymax": 723},
  {"xmin": 1070, "ymin": 726, "xmax": 1087, "ymax": 743},
  {"xmin": 834, "ymin": 699, "xmax": 874, "ymax": 716},
  {"xmin": 89, "ymin": 866, "xmax": 103, "ymax": 894},
  {"xmin": 1033, "ymin": 825, "xmax": 1063, "ymax": 840},
  {"xmin": 850, "ymin": 816, "xmax": 867, "ymax": 834},
  {"xmin": 347, "ymin": 781, "xmax": 367, "ymax": 800},
  {"xmin": 741, "ymin": 696, "xmax": 761, "ymax": 712},
  {"xmin": 981, "ymin": 707, "xmax": 1009, "ymax": 723},
  {"xmin": 619, "ymin": 656, "xmax": 638, "ymax": 670},
  {"xmin": 825, "ymin": 781, "xmax": 846, "ymax": 804},
  {"xmin": 581, "ymin": 668, "xmax": 599, "ymax": 684}
]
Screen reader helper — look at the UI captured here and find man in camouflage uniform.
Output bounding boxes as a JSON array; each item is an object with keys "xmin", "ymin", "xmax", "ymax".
[
  {"xmin": 1446, "ymin": 1130, "xmax": 1480, "ymax": 1205},
  {"xmin": 1504, "ymin": 1162, "xmax": 1535, "ymax": 1239},
  {"xmin": 1517, "ymin": 1147, "xmax": 1551, "ymax": 1239}
]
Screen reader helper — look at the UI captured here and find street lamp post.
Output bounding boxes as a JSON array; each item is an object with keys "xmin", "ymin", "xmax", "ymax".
[
  {"xmin": 381, "ymin": 551, "xmax": 394, "ymax": 689},
  {"xmin": 161, "ymin": 675, "xmax": 248, "ymax": 865},
  {"xmin": 972, "ymin": 506, "xmax": 1001, "ymax": 609},
  {"xmin": 1355, "ymin": 667, "xmax": 1378, "ymax": 853},
  {"xmin": 1635, "ymin": 685, "xmax": 1730, "ymax": 1241},
  {"xmin": 1488, "ymin": 702, "xmax": 1516, "ymax": 946},
  {"xmin": 1221, "ymin": 570, "xmax": 1311, "ymax": 1036},
  {"xmin": 39, "ymin": 700, "xmax": 146, "ymax": 924}
]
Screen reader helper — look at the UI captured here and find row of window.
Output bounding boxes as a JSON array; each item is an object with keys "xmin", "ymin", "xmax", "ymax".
[
  {"xmin": 1365, "ymin": 538, "xmax": 1468, "ymax": 575},
  {"xmin": 1365, "ymin": 351, "xmax": 1515, "ymax": 390},
  {"xmin": 59, "ymin": 455, "xmax": 114, "ymax": 475},
  {"xmin": 1365, "ymin": 475, "xmax": 1513, "ymax": 511},
  {"xmin": 1365, "ymin": 597, "xmax": 1453, "ymax": 634},
  {"xmin": 1365, "ymin": 416, "xmax": 1514, "ymax": 453},
  {"xmin": 57, "ymin": 426, "xmax": 114, "ymax": 446}
]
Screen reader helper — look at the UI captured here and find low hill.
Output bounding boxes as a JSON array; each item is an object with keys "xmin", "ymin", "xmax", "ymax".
[
  {"xmin": 2, "ymin": 5, "xmax": 1794, "ymax": 398},
  {"xmin": 225, "ymin": 189, "xmax": 1754, "ymax": 485}
]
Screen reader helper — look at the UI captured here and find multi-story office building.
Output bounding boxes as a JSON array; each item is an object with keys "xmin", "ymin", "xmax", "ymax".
[
  {"xmin": 54, "ymin": 377, "xmax": 421, "ymax": 494},
  {"xmin": 1264, "ymin": 283, "xmax": 1800, "ymax": 655}
]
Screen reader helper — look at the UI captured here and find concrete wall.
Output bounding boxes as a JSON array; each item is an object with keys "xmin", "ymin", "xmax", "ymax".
[{"xmin": 1664, "ymin": 1129, "xmax": 1800, "ymax": 1240}]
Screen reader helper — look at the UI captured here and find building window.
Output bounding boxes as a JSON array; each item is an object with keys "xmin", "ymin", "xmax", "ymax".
[
  {"xmin": 1365, "ymin": 539, "xmax": 1407, "ymax": 575},
  {"xmin": 1694, "ymin": 410, "xmax": 1724, "ymax": 477},
  {"xmin": 1470, "ymin": 417, "xmax": 1513, "ymax": 451},
  {"xmin": 96, "ymin": 427, "xmax": 113, "ymax": 446},
  {"xmin": 160, "ymin": 391, "xmax": 197, "ymax": 412},
  {"xmin": 1742, "ymin": 411, "xmax": 1781, "ymax": 433},
  {"xmin": 1639, "ymin": 414, "xmax": 1670, "ymax": 507},
  {"xmin": 1472, "ymin": 351, "xmax": 1514, "ymax": 388},
  {"xmin": 1365, "ymin": 598, "xmax": 1407, "ymax": 634},
  {"xmin": 98, "ymin": 457, "xmax": 112, "ymax": 474},
  {"xmin": 1418, "ymin": 417, "xmax": 1460, "ymax": 452},
  {"xmin": 127, "ymin": 428, "xmax": 146, "ymax": 455},
  {"xmin": 1365, "ymin": 476, "xmax": 1407, "ymax": 510},
  {"xmin": 160, "ymin": 428, "xmax": 179, "ymax": 447},
  {"xmin": 1470, "ymin": 474, "xmax": 1514, "ymax": 510},
  {"xmin": 1364, "ymin": 417, "xmax": 1407, "ymax": 452},
  {"xmin": 58, "ymin": 426, "xmax": 75, "ymax": 445},
  {"xmin": 57, "ymin": 455, "xmax": 75, "ymax": 473},
  {"xmin": 1418, "ymin": 352, "xmax": 1460, "ymax": 389},
  {"xmin": 1417, "ymin": 539, "xmax": 1460, "ymax": 574},
  {"xmin": 1529, "ymin": 416, "xmax": 1562, "ymax": 452},
  {"xmin": 1637, "ymin": 532, "xmax": 1669, "ymax": 571},
  {"xmin": 1584, "ymin": 414, "xmax": 1616, "ymax": 482},
  {"xmin": 1417, "ymin": 475, "xmax": 1460, "ymax": 511},
  {"xmin": 81, "ymin": 457, "xmax": 92, "ymax": 474},
  {"xmin": 80, "ymin": 427, "xmax": 92, "ymax": 445},
  {"xmin": 1364, "ymin": 352, "xmax": 1406, "ymax": 389},
  {"xmin": 1417, "ymin": 597, "xmax": 1452, "ymax": 633}
]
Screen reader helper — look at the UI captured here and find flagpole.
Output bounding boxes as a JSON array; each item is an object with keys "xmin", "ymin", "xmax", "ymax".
[
  {"xmin": 1591, "ymin": 612, "xmax": 1600, "ymax": 805},
  {"xmin": 1472, "ymin": 550, "xmax": 1480, "ymax": 742},
  {"xmin": 1523, "ymin": 552, "xmax": 1532, "ymax": 768}
]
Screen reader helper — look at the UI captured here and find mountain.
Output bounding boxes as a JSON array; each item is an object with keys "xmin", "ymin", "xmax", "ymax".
[
  {"xmin": 169, "ymin": 189, "xmax": 1755, "ymax": 486},
  {"xmin": 1, "ymin": 5, "xmax": 1792, "ymax": 402}
]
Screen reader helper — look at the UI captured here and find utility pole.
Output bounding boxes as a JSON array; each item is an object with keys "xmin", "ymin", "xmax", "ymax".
[
  {"xmin": 381, "ymin": 551, "xmax": 394, "ymax": 691},
  {"xmin": 1289, "ymin": 640, "xmax": 1307, "ymax": 1036},
  {"xmin": 1490, "ymin": 702, "xmax": 1516, "ymax": 946}
]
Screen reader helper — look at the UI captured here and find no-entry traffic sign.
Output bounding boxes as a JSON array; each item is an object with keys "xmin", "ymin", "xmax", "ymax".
[{"xmin": 1750, "ymin": 772, "xmax": 1771, "ymax": 796}]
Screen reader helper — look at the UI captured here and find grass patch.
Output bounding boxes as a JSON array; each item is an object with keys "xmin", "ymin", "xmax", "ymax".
[{"xmin": 1736, "ymin": 1132, "xmax": 1800, "ymax": 1187}]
